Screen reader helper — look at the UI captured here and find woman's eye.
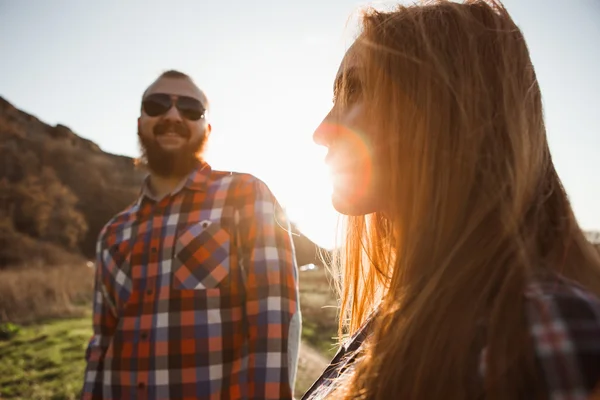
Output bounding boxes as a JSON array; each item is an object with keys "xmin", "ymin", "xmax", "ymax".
[
  {"xmin": 332, "ymin": 78, "xmax": 361, "ymax": 106},
  {"xmin": 346, "ymin": 80, "xmax": 361, "ymax": 102},
  {"xmin": 342, "ymin": 77, "xmax": 362, "ymax": 105}
]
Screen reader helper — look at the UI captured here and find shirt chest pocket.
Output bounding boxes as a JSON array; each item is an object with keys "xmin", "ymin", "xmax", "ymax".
[{"xmin": 173, "ymin": 220, "xmax": 231, "ymax": 290}]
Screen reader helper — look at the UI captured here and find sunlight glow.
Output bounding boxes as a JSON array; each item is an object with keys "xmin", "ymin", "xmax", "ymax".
[
  {"xmin": 1, "ymin": 0, "xmax": 598, "ymax": 249},
  {"xmin": 316, "ymin": 121, "xmax": 373, "ymax": 205}
]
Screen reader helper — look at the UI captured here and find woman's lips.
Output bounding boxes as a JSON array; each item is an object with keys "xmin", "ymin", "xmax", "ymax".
[{"xmin": 326, "ymin": 152, "xmax": 356, "ymax": 174}]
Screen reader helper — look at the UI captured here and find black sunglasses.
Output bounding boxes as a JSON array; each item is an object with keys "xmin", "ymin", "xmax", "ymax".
[{"xmin": 142, "ymin": 93, "xmax": 206, "ymax": 121}]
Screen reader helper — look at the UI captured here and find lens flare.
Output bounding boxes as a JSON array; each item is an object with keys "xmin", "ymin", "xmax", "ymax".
[{"xmin": 316, "ymin": 121, "xmax": 373, "ymax": 206}]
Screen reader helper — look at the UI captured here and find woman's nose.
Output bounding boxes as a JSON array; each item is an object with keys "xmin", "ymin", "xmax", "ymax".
[{"xmin": 313, "ymin": 116, "xmax": 338, "ymax": 147}]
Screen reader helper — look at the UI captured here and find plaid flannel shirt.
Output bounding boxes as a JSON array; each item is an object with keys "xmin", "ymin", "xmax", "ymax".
[
  {"xmin": 302, "ymin": 273, "xmax": 600, "ymax": 400},
  {"xmin": 81, "ymin": 162, "xmax": 301, "ymax": 400}
]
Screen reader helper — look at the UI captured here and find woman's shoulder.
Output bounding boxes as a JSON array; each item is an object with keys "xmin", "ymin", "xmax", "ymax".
[{"xmin": 523, "ymin": 273, "xmax": 600, "ymax": 397}]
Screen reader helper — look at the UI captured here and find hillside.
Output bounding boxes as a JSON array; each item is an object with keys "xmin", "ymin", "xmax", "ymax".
[{"xmin": 0, "ymin": 96, "xmax": 329, "ymax": 268}]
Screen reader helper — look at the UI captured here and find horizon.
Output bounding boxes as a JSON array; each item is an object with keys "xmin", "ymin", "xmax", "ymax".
[{"xmin": 1, "ymin": 0, "xmax": 599, "ymax": 249}]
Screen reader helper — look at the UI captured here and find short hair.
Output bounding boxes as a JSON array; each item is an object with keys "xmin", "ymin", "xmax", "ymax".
[
  {"xmin": 141, "ymin": 69, "xmax": 209, "ymax": 111},
  {"xmin": 142, "ymin": 70, "xmax": 192, "ymax": 101},
  {"xmin": 157, "ymin": 69, "xmax": 191, "ymax": 80}
]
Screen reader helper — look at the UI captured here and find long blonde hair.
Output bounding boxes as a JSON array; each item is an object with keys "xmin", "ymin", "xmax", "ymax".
[{"xmin": 331, "ymin": 1, "xmax": 600, "ymax": 398}]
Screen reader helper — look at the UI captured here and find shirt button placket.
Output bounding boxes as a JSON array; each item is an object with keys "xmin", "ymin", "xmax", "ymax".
[{"xmin": 137, "ymin": 214, "xmax": 160, "ymax": 397}]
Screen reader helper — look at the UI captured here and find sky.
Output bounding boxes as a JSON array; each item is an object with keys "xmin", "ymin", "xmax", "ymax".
[{"xmin": 0, "ymin": 0, "xmax": 599, "ymax": 249}]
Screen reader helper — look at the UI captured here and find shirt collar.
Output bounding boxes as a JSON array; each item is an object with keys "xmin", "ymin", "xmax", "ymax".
[{"xmin": 136, "ymin": 161, "xmax": 211, "ymax": 204}]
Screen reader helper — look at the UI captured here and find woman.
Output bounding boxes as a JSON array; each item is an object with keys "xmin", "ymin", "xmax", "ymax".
[{"xmin": 303, "ymin": 1, "xmax": 600, "ymax": 399}]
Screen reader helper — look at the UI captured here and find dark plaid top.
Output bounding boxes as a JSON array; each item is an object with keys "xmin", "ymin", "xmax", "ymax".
[
  {"xmin": 81, "ymin": 162, "xmax": 301, "ymax": 400},
  {"xmin": 302, "ymin": 274, "xmax": 600, "ymax": 400}
]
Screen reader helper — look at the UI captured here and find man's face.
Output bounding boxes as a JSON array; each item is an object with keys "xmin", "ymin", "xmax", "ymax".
[{"xmin": 138, "ymin": 77, "xmax": 211, "ymax": 178}]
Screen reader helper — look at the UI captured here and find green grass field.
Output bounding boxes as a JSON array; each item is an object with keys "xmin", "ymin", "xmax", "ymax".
[
  {"xmin": 0, "ymin": 315, "xmax": 331, "ymax": 399},
  {"xmin": 0, "ymin": 267, "xmax": 338, "ymax": 399},
  {"xmin": 0, "ymin": 318, "xmax": 91, "ymax": 400}
]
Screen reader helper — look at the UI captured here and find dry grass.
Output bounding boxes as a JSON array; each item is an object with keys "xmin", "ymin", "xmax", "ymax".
[
  {"xmin": 295, "ymin": 341, "xmax": 329, "ymax": 396},
  {"xmin": 298, "ymin": 268, "xmax": 340, "ymax": 357},
  {"xmin": 0, "ymin": 261, "xmax": 94, "ymax": 324}
]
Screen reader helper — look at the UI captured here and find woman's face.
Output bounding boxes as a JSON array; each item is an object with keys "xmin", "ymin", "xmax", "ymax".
[{"xmin": 313, "ymin": 46, "xmax": 384, "ymax": 216}]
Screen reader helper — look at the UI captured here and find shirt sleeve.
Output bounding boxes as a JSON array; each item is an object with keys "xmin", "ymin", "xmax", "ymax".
[
  {"xmin": 80, "ymin": 235, "xmax": 118, "ymax": 400},
  {"xmin": 525, "ymin": 279, "xmax": 600, "ymax": 399},
  {"xmin": 237, "ymin": 178, "xmax": 301, "ymax": 400}
]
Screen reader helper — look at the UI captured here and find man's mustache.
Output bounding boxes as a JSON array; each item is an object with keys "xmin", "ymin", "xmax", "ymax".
[{"xmin": 153, "ymin": 122, "xmax": 190, "ymax": 138}]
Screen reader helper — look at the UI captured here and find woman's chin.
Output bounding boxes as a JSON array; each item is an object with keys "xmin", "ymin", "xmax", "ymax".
[{"xmin": 331, "ymin": 190, "xmax": 369, "ymax": 216}]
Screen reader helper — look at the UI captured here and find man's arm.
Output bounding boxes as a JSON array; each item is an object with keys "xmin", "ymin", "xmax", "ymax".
[
  {"xmin": 80, "ymin": 237, "xmax": 118, "ymax": 400},
  {"xmin": 238, "ymin": 178, "xmax": 301, "ymax": 400}
]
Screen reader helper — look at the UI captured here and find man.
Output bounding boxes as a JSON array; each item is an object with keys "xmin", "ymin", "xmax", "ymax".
[{"xmin": 81, "ymin": 70, "xmax": 301, "ymax": 400}]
